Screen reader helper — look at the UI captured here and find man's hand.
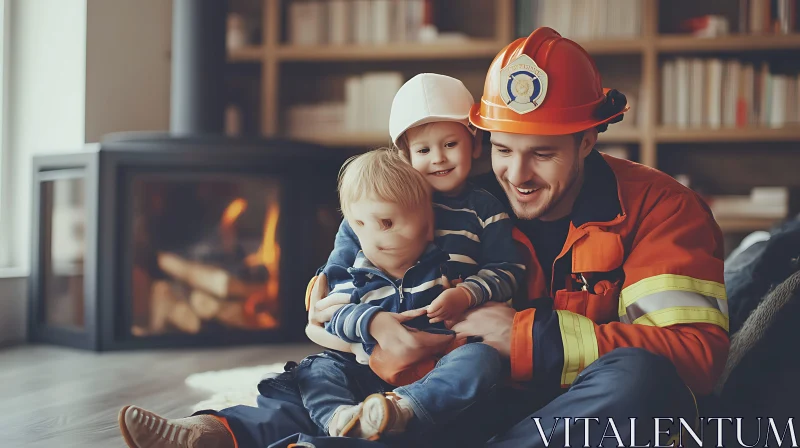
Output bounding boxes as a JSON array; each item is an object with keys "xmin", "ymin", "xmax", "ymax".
[
  {"xmin": 450, "ymin": 302, "xmax": 515, "ymax": 357},
  {"xmin": 307, "ymin": 273, "xmax": 350, "ymax": 326},
  {"xmin": 369, "ymin": 310, "xmax": 455, "ymax": 365},
  {"xmin": 305, "ymin": 274, "xmax": 353, "ymax": 352},
  {"xmin": 427, "ymin": 287, "xmax": 471, "ymax": 324}
]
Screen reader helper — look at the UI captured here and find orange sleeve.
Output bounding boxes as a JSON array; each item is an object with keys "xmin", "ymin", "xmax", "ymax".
[
  {"xmin": 594, "ymin": 322, "xmax": 729, "ymax": 395},
  {"xmin": 510, "ymin": 309, "xmax": 536, "ymax": 382},
  {"xmin": 523, "ymin": 191, "xmax": 730, "ymax": 395},
  {"xmin": 596, "ymin": 191, "xmax": 730, "ymax": 394}
]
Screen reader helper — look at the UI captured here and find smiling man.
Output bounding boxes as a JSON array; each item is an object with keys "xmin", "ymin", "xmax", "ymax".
[
  {"xmin": 448, "ymin": 26, "xmax": 731, "ymax": 446},
  {"xmin": 115, "ymin": 27, "xmax": 730, "ymax": 448}
]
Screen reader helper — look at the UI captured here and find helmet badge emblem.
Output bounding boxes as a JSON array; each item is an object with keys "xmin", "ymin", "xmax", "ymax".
[{"xmin": 500, "ymin": 54, "xmax": 548, "ymax": 114}]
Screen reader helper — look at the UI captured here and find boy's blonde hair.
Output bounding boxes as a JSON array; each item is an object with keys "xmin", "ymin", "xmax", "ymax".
[{"xmin": 338, "ymin": 147, "xmax": 431, "ymax": 220}]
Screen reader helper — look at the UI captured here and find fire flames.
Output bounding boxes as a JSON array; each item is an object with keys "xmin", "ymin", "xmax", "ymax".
[
  {"xmin": 140, "ymin": 187, "xmax": 283, "ymax": 337},
  {"xmin": 227, "ymin": 194, "xmax": 281, "ymax": 329}
]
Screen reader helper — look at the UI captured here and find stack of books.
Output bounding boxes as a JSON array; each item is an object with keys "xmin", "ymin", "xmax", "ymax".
[
  {"xmin": 287, "ymin": 71, "xmax": 404, "ymax": 140},
  {"xmin": 708, "ymin": 187, "xmax": 789, "ymax": 221},
  {"xmin": 515, "ymin": 0, "xmax": 642, "ymax": 40},
  {"xmin": 287, "ymin": 0, "xmax": 438, "ymax": 46},
  {"xmin": 738, "ymin": 0, "xmax": 797, "ymax": 34},
  {"xmin": 661, "ymin": 59, "xmax": 800, "ymax": 129}
]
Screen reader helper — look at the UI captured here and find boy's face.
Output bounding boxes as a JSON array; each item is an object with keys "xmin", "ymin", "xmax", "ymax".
[
  {"xmin": 346, "ymin": 197, "xmax": 432, "ymax": 277},
  {"xmin": 406, "ymin": 121, "xmax": 480, "ymax": 196}
]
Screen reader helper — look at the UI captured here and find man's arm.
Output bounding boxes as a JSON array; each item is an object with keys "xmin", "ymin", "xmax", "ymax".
[
  {"xmin": 306, "ymin": 323, "xmax": 352, "ymax": 351},
  {"xmin": 304, "ymin": 219, "xmax": 362, "ymax": 351},
  {"xmin": 481, "ymin": 192, "xmax": 729, "ymax": 395},
  {"xmin": 310, "ymin": 219, "xmax": 361, "ymax": 312}
]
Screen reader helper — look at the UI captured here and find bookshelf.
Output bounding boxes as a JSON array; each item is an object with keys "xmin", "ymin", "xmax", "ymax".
[
  {"xmin": 275, "ymin": 40, "xmax": 504, "ymax": 61},
  {"xmin": 226, "ymin": 0, "xmax": 800, "ymax": 235}
]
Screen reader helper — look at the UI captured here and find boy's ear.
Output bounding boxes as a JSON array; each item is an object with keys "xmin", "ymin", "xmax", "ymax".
[{"xmin": 472, "ymin": 129, "xmax": 484, "ymax": 159}]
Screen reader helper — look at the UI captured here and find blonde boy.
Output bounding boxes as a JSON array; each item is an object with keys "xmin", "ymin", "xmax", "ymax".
[{"xmin": 290, "ymin": 148, "xmax": 504, "ymax": 440}]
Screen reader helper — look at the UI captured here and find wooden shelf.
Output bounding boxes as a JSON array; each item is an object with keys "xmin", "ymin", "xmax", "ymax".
[
  {"xmin": 227, "ymin": 46, "xmax": 264, "ymax": 62},
  {"xmin": 597, "ymin": 127, "xmax": 642, "ymax": 143},
  {"xmin": 574, "ymin": 38, "xmax": 646, "ymax": 55},
  {"xmin": 292, "ymin": 128, "xmax": 645, "ymax": 147},
  {"xmin": 717, "ymin": 217, "xmax": 780, "ymax": 233},
  {"xmin": 229, "ymin": 34, "xmax": 800, "ymax": 63},
  {"xmin": 287, "ymin": 133, "xmax": 391, "ymax": 147},
  {"xmin": 657, "ymin": 34, "xmax": 800, "ymax": 53},
  {"xmin": 656, "ymin": 127, "xmax": 800, "ymax": 142},
  {"xmin": 276, "ymin": 39, "xmax": 503, "ymax": 62}
]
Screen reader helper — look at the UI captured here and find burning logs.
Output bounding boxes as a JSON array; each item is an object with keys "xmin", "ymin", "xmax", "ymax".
[
  {"xmin": 157, "ymin": 252, "xmax": 264, "ymax": 299},
  {"xmin": 137, "ymin": 252, "xmax": 279, "ymax": 336},
  {"xmin": 134, "ymin": 193, "xmax": 282, "ymax": 337}
]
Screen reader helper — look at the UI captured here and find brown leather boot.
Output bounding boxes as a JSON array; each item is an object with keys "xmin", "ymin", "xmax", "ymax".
[{"xmin": 118, "ymin": 405, "xmax": 235, "ymax": 448}]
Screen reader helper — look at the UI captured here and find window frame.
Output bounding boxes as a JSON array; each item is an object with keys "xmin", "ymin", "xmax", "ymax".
[{"xmin": 0, "ymin": 0, "xmax": 11, "ymax": 269}]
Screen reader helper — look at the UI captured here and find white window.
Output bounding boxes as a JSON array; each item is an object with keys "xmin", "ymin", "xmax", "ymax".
[{"xmin": 0, "ymin": 0, "xmax": 10, "ymax": 268}]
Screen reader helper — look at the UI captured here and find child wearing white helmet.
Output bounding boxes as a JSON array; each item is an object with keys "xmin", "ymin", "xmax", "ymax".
[
  {"xmin": 292, "ymin": 74, "xmax": 526, "ymax": 441},
  {"xmin": 388, "ymin": 73, "xmax": 525, "ymax": 322}
]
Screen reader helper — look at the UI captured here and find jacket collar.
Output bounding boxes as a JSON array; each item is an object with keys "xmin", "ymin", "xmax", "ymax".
[
  {"xmin": 352, "ymin": 243, "xmax": 448, "ymax": 278},
  {"xmin": 570, "ymin": 150, "xmax": 624, "ymax": 228}
]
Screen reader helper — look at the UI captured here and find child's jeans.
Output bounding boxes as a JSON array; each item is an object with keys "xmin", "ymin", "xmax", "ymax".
[{"xmin": 284, "ymin": 342, "xmax": 504, "ymax": 435}]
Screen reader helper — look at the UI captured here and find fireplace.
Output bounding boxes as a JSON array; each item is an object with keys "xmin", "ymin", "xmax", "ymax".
[
  {"xmin": 28, "ymin": 1, "xmax": 355, "ymax": 350},
  {"xmin": 29, "ymin": 135, "xmax": 349, "ymax": 350}
]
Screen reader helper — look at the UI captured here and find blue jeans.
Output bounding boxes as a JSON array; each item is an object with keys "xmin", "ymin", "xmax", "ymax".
[
  {"xmin": 199, "ymin": 347, "xmax": 695, "ymax": 448},
  {"xmin": 292, "ymin": 343, "xmax": 504, "ymax": 434}
]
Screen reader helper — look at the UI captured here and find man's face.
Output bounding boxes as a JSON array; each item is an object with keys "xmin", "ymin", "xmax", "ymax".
[
  {"xmin": 346, "ymin": 197, "xmax": 432, "ymax": 277},
  {"xmin": 406, "ymin": 121, "xmax": 479, "ymax": 196},
  {"xmin": 490, "ymin": 131, "xmax": 596, "ymax": 221}
]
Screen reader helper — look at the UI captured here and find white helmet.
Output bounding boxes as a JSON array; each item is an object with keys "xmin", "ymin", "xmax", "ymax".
[{"xmin": 389, "ymin": 73, "xmax": 476, "ymax": 146}]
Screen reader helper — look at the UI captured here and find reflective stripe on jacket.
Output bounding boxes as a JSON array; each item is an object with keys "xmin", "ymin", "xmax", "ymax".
[{"xmin": 508, "ymin": 150, "xmax": 729, "ymax": 395}]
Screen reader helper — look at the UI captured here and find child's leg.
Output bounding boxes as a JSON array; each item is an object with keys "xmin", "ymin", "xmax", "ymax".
[
  {"xmin": 392, "ymin": 342, "xmax": 505, "ymax": 428},
  {"xmin": 293, "ymin": 351, "xmax": 382, "ymax": 435}
]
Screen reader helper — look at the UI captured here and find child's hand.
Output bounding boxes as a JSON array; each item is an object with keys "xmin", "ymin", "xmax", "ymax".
[{"xmin": 427, "ymin": 287, "xmax": 472, "ymax": 324}]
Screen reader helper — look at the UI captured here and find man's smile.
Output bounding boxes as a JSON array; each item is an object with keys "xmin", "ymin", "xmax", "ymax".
[{"xmin": 509, "ymin": 182, "xmax": 542, "ymax": 200}]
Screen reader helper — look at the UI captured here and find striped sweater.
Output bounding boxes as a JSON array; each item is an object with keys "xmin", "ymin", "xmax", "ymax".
[
  {"xmin": 325, "ymin": 244, "xmax": 451, "ymax": 354},
  {"xmin": 321, "ymin": 183, "xmax": 526, "ymax": 349}
]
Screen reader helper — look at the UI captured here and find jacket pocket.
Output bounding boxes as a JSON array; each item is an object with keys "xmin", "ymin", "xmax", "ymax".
[{"xmin": 554, "ymin": 280, "xmax": 620, "ymax": 325}]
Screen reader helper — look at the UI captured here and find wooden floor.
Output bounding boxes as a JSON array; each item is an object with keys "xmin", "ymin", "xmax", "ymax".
[{"xmin": 0, "ymin": 343, "xmax": 319, "ymax": 448}]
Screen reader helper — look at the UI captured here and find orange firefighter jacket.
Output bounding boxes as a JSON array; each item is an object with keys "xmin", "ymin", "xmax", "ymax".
[{"xmin": 505, "ymin": 150, "xmax": 729, "ymax": 396}]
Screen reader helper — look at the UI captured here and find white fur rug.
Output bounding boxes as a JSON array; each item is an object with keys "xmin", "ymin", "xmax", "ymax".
[{"xmin": 185, "ymin": 362, "xmax": 286, "ymax": 413}]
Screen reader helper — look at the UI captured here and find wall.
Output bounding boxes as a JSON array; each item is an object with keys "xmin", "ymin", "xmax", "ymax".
[
  {"xmin": 0, "ymin": 277, "xmax": 26, "ymax": 346},
  {"xmin": 85, "ymin": 0, "xmax": 172, "ymax": 143},
  {"xmin": 6, "ymin": 0, "xmax": 88, "ymax": 274},
  {"xmin": 1, "ymin": 0, "xmax": 173, "ymax": 346}
]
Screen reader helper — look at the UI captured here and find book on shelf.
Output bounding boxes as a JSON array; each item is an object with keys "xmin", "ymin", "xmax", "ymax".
[
  {"xmin": 707, "ymin": 187, "xmax": 789, "ymax": 221},
  {"xmin": 741, "ymin": 0, "xmax": 797, "ymax": 35},
  {"xmin": 515, "ymin": 0, "xmax": 641, "ymax": 40},
  {"xmin": 662, "ymin": 57, "xmax": 800, "ymax": 129},
  {"xmin": 287, "ymin": 0, "xmax": 438, "ymax": 46},
  {"xmin": 288, "ymin": 71, "xmax": 404, "ymax": 141}
]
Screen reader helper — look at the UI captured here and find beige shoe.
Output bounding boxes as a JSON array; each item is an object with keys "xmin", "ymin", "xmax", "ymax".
[
  {"xmin": 328, "ymin": 404, "xmax": 364, "ymax": 437},
  {"xmin": 118, "ymin": 405, "xmax": 235, "ymax": 448},
  {"xmin": 341, "ymin": 393, "xmax": 415, "ymax": 441}
]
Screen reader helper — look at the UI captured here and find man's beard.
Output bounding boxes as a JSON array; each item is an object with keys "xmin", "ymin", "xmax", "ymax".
[{"xmin": 502, "ymin": 160, "xmax": 581, "ymax": 221}]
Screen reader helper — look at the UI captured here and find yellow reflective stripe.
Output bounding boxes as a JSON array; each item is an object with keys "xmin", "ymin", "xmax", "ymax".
[
  {"xmin": 556, "ymin": 310, "xmax": 599, "ymax": 387},
  {"xmin": 632, "ymin": 306, "xmax": 729, "ymax": 332},
  {"xmin": 621, "ymin": 274, "xmax": 727, "ymax": 308}
]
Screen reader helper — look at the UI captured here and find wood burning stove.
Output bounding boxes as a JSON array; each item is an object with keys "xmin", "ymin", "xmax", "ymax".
[
  {"xmin": 28, "ymin": 1, "xmax": 355, "ymax": 350},
  {"xmin": 29, "ymin": 135, "xmax": 348, "ymax": 350}
]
